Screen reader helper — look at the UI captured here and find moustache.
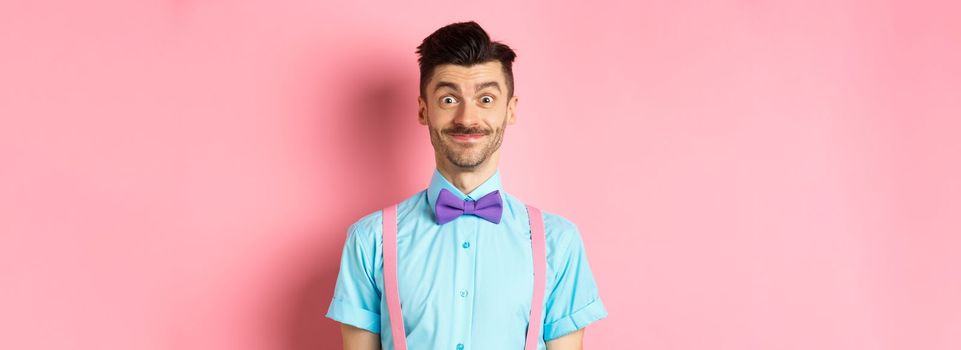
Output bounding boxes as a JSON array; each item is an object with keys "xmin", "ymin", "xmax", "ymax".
[{"xmin": 444, "ymin": 127, "xmax": 490, "ymax": 135}]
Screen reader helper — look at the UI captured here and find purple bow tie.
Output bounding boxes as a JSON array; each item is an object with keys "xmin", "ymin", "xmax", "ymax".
[{"xmin": 434, "ymin": 188, "xmax": 503, "ymax": 225}]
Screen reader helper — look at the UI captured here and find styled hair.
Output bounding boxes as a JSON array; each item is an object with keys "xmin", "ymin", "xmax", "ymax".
[{"xmin": 416, "ymin": 21, "xmax": 517, "ymax": 99}]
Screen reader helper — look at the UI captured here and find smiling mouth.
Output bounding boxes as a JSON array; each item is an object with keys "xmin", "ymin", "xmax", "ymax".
[{"xmin": 449, "ymin": 133, "xmax": 486, "ymax": 142}]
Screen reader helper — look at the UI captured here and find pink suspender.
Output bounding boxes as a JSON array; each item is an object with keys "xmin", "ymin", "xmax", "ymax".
[
  {"xmin": 382, "ymin": 204, "xmax": 547, "ymax": 350},
  {"xmin": 382, "ymin": 204, "xmax": 406, "ymax": 350},
  {"xmin": 526, "ymin": 205, "xmax": 548, "ymax": 350}
]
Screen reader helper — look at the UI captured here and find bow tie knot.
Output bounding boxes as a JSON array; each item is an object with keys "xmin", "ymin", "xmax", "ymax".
[
  {"xmin": 434, "ymin": 188, "xmax": 503, "ymax": 225},
  {"xmin": 462, "ymin": 200, "xmax": 477, "ymax": 214}
]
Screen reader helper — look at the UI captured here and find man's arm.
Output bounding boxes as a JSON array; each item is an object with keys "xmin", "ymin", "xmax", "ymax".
[
  {"xmin": 546, "ymin": 328, "xmax": 585, "ymax": 350},
  {"xmin": 340, "ymin": 323, "xmax": 381, "ymax": 350},
  {"xmin": 327, "ymin": 218, "xmax": 384, "ymax": 349}
]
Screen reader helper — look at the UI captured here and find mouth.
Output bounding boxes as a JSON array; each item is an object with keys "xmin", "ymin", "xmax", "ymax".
[{"xmin": 448, "ymin": 133, "xmax": 486, "ymax": 143}]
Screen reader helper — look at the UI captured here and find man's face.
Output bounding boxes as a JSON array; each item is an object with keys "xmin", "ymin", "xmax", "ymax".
[{"xmin": 417, "ymin": 61, "xmax": 518, "ymax": 169}]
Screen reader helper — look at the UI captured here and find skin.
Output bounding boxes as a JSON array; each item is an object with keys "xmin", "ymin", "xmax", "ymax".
[
  {"xmin": 418, "ymin": 60, "xmax": 517, "ymax": 194},
  {"xmin": 340, "ymin": 60, "xmax": 587, "ymax": 350}
]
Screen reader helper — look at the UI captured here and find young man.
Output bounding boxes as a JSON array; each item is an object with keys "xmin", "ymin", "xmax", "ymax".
[{"xmin": 326, "ymin": 21, "xmax": 607, "ymax": 350}]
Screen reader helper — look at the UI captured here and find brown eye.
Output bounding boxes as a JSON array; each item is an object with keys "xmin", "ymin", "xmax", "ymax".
[
  {"xmin": 441, "ymin": 96, "xmax": 457, "ymax": 104},
  {"xmin": 480, "ymin": 95, "xmax": 494, "ymax": 104}
]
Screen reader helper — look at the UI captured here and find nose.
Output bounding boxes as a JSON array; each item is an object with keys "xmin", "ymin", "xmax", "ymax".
[{"xmin": 453, "ymin": 100, "xmax": 481, "ymax": 127}]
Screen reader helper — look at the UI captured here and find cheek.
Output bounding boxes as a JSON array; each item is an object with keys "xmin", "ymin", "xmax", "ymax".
[
  {"xmin": 483, "ymin": 107, "xmax": 508, "ymax": 123},
  {"xmin": 427, "ymin": 113, "xmax": 454, "ymax": 132},
  {"xmin": 429, "ymin": 106, "xmax": 456, "ymax": 121}
]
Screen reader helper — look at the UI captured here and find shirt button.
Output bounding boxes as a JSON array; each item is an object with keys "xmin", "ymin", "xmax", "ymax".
[
  {"xmin": 462, "ymin": 241, "xmax": 470, "ymax": 249},
  {"xmin": 459, "ymin": 289, "xmax": 468, "ymax": 297},
  {"xmin": 456, "ymin": 344, "xmax": 464, "ymax": 350}
]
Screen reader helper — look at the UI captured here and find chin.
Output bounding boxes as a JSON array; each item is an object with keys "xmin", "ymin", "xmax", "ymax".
[{"xmin": 448, "ymin": 154, "xmax": 487, "ymax": 168}]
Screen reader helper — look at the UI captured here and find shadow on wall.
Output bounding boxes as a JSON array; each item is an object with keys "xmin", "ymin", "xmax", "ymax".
[{"xmin": 277, "ymin": 39, "xmax": 422, "ymax": 350}]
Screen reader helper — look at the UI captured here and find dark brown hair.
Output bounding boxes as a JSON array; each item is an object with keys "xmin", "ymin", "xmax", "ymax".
[{"xmin": 416, "ymin": 21, "xmax": 517, "ymax": 99}]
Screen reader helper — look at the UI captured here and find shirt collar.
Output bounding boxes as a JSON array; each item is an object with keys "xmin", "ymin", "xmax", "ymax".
[{"xmin": 427, "ymin": 168, "xmax": 505, "ymax": 219}]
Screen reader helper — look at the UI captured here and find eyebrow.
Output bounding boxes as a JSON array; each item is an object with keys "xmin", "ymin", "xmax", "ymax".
[{"xmin": 433, "ymin": 81, "xmax": 502, "ymax": 94}]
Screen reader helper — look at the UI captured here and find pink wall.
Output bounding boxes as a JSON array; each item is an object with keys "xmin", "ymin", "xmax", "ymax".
[{"xmin": 2, "ymin": 1, "xmax": 959, "ymax": 349}]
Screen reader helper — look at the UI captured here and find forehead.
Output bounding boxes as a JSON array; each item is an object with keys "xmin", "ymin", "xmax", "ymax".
[{"xmin": 429, "ymin": 61, "xmax": 505, "ymax": 92}]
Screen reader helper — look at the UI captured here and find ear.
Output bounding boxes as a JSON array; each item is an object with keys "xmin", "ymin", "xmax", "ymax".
[
  {"xmin": 417, "ymin": 95, "xmax": 428, "ymax": 126},
  {"xmin": 506, "ymin": 95, "xmax": 518, "ymax": 125}
]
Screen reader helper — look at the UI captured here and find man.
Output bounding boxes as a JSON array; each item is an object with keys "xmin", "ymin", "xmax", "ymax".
[{"xmin": 326, "ymin": 21, "xmax": 607, "ymax": 350}]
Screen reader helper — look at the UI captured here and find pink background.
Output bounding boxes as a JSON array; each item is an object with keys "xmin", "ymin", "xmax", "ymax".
[{"xmin": 2, "ymin": 0, "xmax": 959, "ymax": 349}]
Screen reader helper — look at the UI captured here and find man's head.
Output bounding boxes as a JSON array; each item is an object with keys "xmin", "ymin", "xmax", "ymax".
[{"xmin": 416, "ymin": 21, "xmax": 519, "ymax": 170}]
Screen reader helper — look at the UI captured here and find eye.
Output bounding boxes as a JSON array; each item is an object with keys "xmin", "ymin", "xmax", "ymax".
[
  {"xmin": 441, "ymin": 96, "xmax": 458, "ymax": 105},
  {"xmin": 480, "ymin": 95, "xmax": 494, "ymax": 104}
]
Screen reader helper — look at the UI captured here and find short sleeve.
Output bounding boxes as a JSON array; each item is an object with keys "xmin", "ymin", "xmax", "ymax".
[
  {"xmin": 542, "ymin": 220, "xmax": 608, "ymax": 341},
  {"xmin": 325, "ymin": 219, "xmax": 382, "ymax": 333}
]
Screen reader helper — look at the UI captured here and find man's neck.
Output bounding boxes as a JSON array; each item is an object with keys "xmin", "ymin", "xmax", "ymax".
[{"xmin": 436, "ymin": 159, "xmax": 499, "ymax": 196}]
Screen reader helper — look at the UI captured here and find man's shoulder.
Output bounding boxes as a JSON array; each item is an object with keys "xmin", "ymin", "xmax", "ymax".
[
  {"xmin": 503, "ymin": 192, "xmax": 580, "ymax": 236},
  {"xmin": 530, "ymin": 209, "xmax": 595, "ymax": 270},
  {"xmin": 346, "ymin": 189, "xmax": 428, "ymax": 239},
  {"xmin": 541, "ymin": 210, "xmax": 578, "ymax": 232},
  {"xmin": 343, "ymin": 209, "xmax": 382, "ymax": 246},
  {"xmin": 534, "ymin": 207, "xmax": 586, "ymax": 250}
]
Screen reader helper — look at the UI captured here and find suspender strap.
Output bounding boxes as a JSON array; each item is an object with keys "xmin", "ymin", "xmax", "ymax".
[
  {"xmin": 382, "ymin": 204, "xmax": 547, "ymax": 350},
  {"xmin": 382, "ymin": 205, "xmax": 407, "ymax": 350},
  {"xmin": 525, "ymin": 204, "xmax": 548, "ymax": 350}
]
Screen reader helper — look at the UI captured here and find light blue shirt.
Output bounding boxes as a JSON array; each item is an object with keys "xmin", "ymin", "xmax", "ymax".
[{"xmin": 326, "ymin": 168, "xmax": 608, "ymax": 350}]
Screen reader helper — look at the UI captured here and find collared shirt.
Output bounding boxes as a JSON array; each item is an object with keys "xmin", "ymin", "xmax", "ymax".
[{"xmin": 326, "ymin": 168, "xmax": 608, "ymax": 350}]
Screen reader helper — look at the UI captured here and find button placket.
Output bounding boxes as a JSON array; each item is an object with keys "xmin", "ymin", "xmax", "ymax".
[{"xmin": 451, "ymin": 222, "xmax": 476, "ymax": 350}]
